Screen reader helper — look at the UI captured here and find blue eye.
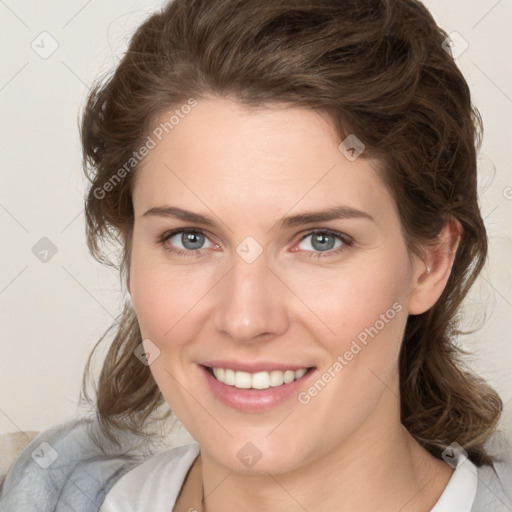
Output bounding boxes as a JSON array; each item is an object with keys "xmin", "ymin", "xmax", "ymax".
[
  {"xmin": 159, "ymin": 230, "xmax": 217, "ymax": 257},
  {"xmin": 158, "ymin": 228, "xmax": 352, "ymax": 259},
  {"xmin": 296, "ymin": 230, "xmax": 351, "ymax": 258}
]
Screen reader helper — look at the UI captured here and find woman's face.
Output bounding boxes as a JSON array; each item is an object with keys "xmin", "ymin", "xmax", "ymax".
[{"xmin": 129, "ymin": 97, "xmax": 424, "ymax": 473}]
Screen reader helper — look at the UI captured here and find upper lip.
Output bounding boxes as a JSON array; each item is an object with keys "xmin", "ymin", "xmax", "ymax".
[{"xmin": 200, "ymin": 360, "xmax": 315, "ymax": 373}]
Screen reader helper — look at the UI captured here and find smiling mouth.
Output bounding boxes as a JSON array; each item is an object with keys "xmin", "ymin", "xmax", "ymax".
[{"xmin": 204, "ymin": 365, "xmax": 315, "ymax": 390}]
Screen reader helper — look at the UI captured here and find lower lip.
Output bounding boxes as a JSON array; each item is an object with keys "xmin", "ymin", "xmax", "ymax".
[{"xmin": 199, "ymin": 364, "xmax": 317, "ymax": 412}]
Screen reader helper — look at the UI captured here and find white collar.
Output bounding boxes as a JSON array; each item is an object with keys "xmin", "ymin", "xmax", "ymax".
[{"xmin": 430, "ymin": 447, "xmax": 478, "ymax": 511}]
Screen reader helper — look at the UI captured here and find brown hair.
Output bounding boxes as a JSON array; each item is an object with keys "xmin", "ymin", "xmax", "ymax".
[{"xmin": 80, "ymin": 0, "xmax": 502, "ymax": 465}]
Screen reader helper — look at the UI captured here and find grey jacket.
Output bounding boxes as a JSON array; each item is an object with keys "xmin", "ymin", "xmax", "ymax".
[{"xmin": 1, "ymin": 413, "xmax": 511, "ymax": 511}]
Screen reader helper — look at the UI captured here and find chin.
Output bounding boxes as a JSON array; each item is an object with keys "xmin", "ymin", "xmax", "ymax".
[{"xmin": 198, "ymin": 434, "xmax": 320, "ymax": 476}]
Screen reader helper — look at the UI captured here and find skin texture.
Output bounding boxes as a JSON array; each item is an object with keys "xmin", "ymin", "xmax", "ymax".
[{"xmin": 128, "ymin": 98, "xmax": 460, "ymax": 512}]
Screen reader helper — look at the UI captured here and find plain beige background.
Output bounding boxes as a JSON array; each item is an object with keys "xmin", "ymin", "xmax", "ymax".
[{"xmin": 0, "ymin": 0, "xmax": 511, "ymax": 442}]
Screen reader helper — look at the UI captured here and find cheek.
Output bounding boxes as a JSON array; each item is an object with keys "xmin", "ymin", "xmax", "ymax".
[
  {"xmin": 288, "ymin": 257, "xmax": 411, "ymax": 425},
  {"xmin": 288, "ymin": 270, "xmax": 409, "ymax": 456},
  {"xmin": 128, "ymin": 255, "xmax": 205, "ymax": 408},
  {"xmin": 309, "ymin": 263, "xmax": 409, "ymax": 398},
  {"xmin": 289, "ymin": 259, "xmax": 410, "ymax": 351},
  {"xmin": 129, "ymin": 249, "xmax": 206, "ymax": 340}
]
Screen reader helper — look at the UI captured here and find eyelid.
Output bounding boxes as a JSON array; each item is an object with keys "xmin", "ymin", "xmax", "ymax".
[{"xmin": 297, "ymin": 228, "xmax": 353, "ymax": 244}]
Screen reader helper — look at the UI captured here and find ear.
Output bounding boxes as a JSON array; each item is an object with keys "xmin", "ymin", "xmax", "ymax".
[{"xmin": 407, "ymin": 218, "xmax": 462, "ymax": 315}]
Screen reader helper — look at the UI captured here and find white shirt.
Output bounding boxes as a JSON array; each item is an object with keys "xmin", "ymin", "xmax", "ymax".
[{"xmin": 100, "ymin": 443, "xmax": 478, "ymax": 512}]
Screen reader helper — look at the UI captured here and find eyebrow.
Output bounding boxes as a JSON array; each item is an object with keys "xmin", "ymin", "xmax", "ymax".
[{"xmin": 142, "ymin": 205, "xmax": 375, "ymax": 230}]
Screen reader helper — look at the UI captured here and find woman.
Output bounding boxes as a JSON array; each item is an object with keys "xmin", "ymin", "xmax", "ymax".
[{"xmin": 2, "ymin": 0, "xmax": 511, "ymax": 511}]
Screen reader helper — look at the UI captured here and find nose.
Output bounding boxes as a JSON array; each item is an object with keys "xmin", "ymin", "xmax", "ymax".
[{"xmin": 212, "ymin": 251, "xmax": 290, "ymax": 344}]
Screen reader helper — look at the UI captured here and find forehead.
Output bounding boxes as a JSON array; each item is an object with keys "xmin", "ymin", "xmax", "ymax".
[{"xmin": 132, "ymin": 98, "xmax": 393, "ymax": 222}]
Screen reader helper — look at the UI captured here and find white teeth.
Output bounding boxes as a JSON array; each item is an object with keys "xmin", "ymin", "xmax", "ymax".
[
  {"xmin": 295, "ymin": 368, "xmax": 307, "ymax": 379},
  {"xmin": 211, "ymin": 367, "xmax": 309, "ymax": 389},
  {"xmin": 234, "ymin": 371, "xmax": 252, "ymax": 389},
  {"xmin": 269, "ymin": 370, "xmax": 284, "ymax": 387},
  {"xmin": 252, "ymin": 371, "xmax": 270, "ymax": 389},
  {"xmin": 224, "ymin": 368, "xmax": 235, "ymax": 385},
  {"xmin": 283, "ymin": 370, "xmax": 295, "ymax": 384}
]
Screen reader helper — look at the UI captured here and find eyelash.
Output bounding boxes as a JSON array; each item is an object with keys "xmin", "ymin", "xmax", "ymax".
[{"xmin": 157, "ymin": 228, "xmax": 353, "ymax": 259}]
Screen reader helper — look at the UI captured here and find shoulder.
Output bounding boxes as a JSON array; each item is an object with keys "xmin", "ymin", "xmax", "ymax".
[
  {"xmin": 473, "ymin": 430, "xmax": 512, "ymax": 512},
  {"xmin": 100, "ymin": 443, "xmax": 200, "ymax": 512},
  {"xmin": 0, "ymin": 413, "xmax": 158, "ymax": 512}
]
